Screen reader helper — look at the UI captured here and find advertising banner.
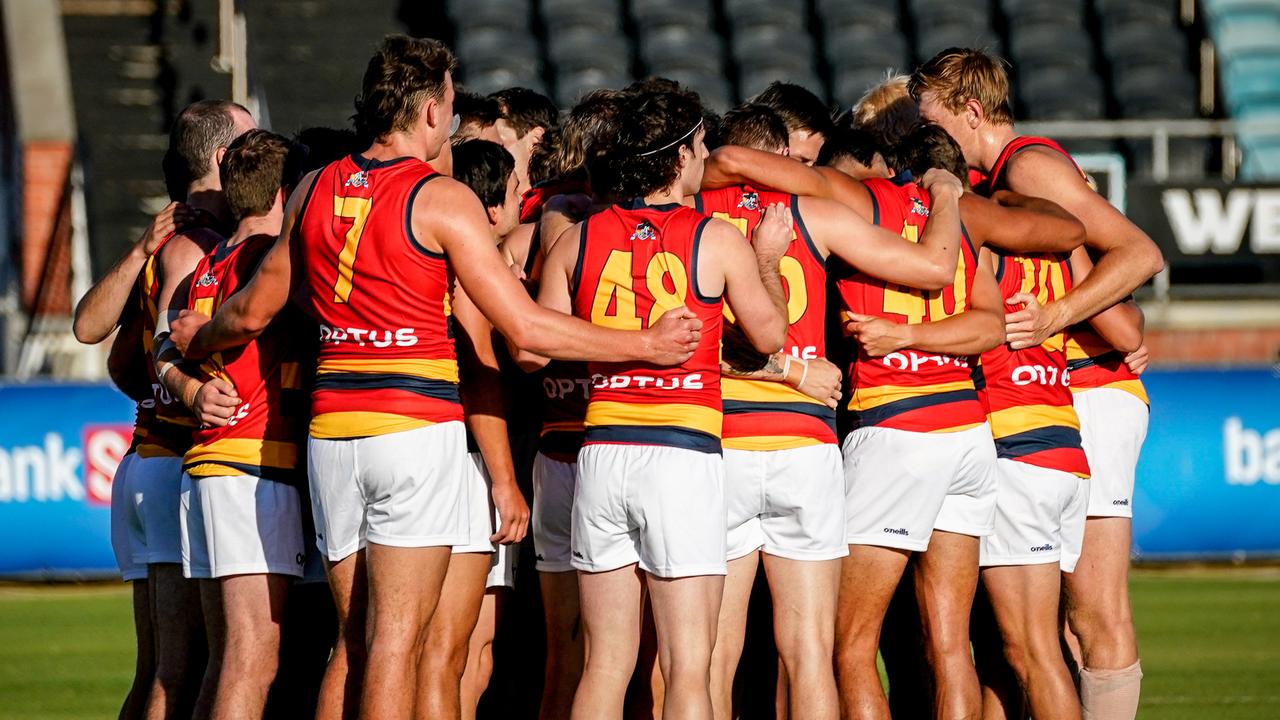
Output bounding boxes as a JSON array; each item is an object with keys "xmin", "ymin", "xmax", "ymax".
[{"xmin": 0, "ymin": 371, "xmax": 1277, "ymax": 578}]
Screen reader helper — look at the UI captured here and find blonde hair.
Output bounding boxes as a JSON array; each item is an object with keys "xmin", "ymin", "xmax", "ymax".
[
  {"xmin": 853, "ymin": 72, "xmax": 919, "ymax": 150},
  {"xmin": 909, "ymin": 48, "xmax": 1014, "ymax": 126}
]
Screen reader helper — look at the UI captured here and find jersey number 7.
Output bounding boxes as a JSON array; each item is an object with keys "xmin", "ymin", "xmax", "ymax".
[{"xmin": 332, "ymin": 196, "xmax": 372, "ymax": 303}]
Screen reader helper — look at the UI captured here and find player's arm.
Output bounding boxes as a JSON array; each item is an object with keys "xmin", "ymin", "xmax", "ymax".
[
  {"xmin": 508, "ymin": 222, "xmax": 581, "ymax": 371},
  {"xmin": 845, "ymin": 261, "xmax": 1004, "ymax": 358},
  {"xmin": 701, "ymin": 145, "xmax": 876, "ymax": 220},
  {"xmin": 808, "ymin": 169, "xmax": 964, "ymax": 291},
  {"xmin": 720, "ymin": 349, "xmax": 843, "ymax": 409},
  {"xmin": 73, "ymin": 201, "xmax": 195, "ymax": 344},
  {"xmin": 452, "ymin": 282, "xmax": 529, "ymax": 544},
  {"xmin": 1067, "ymin": 245, "xmax": 1145, "ymax": 353},
  {"xmin": 173, "ymin": 171, "xmax": 317, "ymax": 359},
  {"xmin": 1002, "ymin": 148, "xmax": 1164, "ymax": 349},
  {"xmin": 706, "ymin": 211, "xmax": 788, "ymax": 354},
  {"xmin": 499, "ymin": 222, "xmax": 535, "ymax": 280},
  {"xmin": 426, "ymin": 179, "xmax": 701, "ymax": 365},
  {"xmin": 106, "ymin": 304, "xmax": 152, "ymax": 403},
  {"xmin": 960, "ymin": 190, "xmax": 1086, "ymax": 254}
]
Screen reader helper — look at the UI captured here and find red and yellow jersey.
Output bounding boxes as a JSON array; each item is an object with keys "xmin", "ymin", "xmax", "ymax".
[
  {"xmin": 134, "ymin": 229, "xmax": 213, "ymax": 458},
  {"xmin": 694, "ymin": 185, "xmax": 835, "ymax": 450},
  {"xmin": 538, "ymin": 361, "xmax": 589, "ymax": 461},
  {"xmin": 837, "ymin": 175, "xmax": 987, "ymax": 434},
  {"xmin": 1066, "ymin": 324, "xmax": 1148, "ymax": 403},
  {"xmin": 183, "ymin": 235, "xmax": 310, "ymax": 482},
  {"xmin": 296, "ymin": 154, "xmax": 463, "ymax": 440},
  {"xmin": 976, "ymin": 253, "xmax": 1089, "ymax": 477},
  {"xmin": 572, "ymin": 200, "xmax": 724, "ymax": 453}
]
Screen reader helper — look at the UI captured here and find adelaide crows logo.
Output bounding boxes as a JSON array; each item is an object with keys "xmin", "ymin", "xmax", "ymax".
[
  {"xmin": 195, "ymin": 272, "xmax": 217, "ymax": 288},
  {"xmin": 910, "ymin": 196, "xmax": 930, "ymax": 217},
  {"xmin": 737, "ymin": 191, "xmax": 760, "ymax": 211},
  {"xmin": 345, "ymin": 170, "xmax": 368, "ymax": 188},
  {"xmin": 630, "ymin": 220, "xmax": 658, "ymax": 241}
]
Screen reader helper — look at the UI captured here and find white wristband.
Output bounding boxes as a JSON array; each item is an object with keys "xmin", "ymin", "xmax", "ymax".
[
  {"xmin": 798, "ymin": 358, "xmax": 809, "ymax": 389},
  {"xmin": 781, "ymin": 353, "xmax": 791, "ymax": 382}
]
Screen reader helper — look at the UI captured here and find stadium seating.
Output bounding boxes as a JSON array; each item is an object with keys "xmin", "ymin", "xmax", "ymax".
[{"xmin": 1202, "ymin": 0, "xmax": 1280, "ymax": 177}]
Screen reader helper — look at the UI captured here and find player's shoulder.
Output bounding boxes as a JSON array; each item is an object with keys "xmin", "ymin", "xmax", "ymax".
[{"xmin": 1006, "ymin": 143, "xmax": 1081, "ymax": 181}]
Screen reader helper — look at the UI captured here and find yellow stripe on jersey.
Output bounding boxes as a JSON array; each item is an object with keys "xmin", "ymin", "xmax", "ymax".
[
  {"xmin": 586, "ymin": 401, "xmax": 723, "ymax": 438},
  {"xmin": 1070, "ymin": 378, "xmax": 1149, "ymax": 403},
  {"xmin": 184, "ymin": 438, "xmax": 300, "ymax": 478},
  {"xmin": 309, "ymin": 411, "xmax": 436, "ymax": 440},
  {"xmin": 721, "ymin": 376, "xmax": 826, "ymax": 405},
  {"xmin": 723, "ymin": 435, "xmax": 826, "ymax": 451},
  {"xmin": 988, "ymin": 403, "xmax": 1081, "ymax": 437},
  {"xmin": 279, "ymin": 362, "xmax": 302, "ymax": 390},
  {"xmin": 849, "ymin": 380, "xmax": 976, "ymax": 411},
  {"xmin": 136, "ymin": 443, "xmax": 181, "ymax": 459},
  {"xmin": 316, "ymin": 357, "xmax": 460, "ymax": 383}
]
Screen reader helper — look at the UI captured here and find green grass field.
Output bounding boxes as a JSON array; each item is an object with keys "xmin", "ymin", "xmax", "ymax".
[{"xmin": 0, "ymin": 569, "xmax": 1275, "ymax": 719}]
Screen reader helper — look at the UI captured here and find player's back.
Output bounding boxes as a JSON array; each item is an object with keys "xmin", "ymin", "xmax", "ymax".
[
  {"xmin": 572, "ymin": 200, "xmax": 723, "ymax": 453},
  {"xmin": 297, "ymin": 153, "xmax": 462, "ymax": 440},
  {"xmin": 695, "ymin": 185, "xmax": 835, "ymax": 450},
  {"xmin": 184, "ymin": 235, "xmax": 309, "ymax": 482},
  {"xmin": 838, "ymin": 174, "xmax": 985, "ymax": 434}
]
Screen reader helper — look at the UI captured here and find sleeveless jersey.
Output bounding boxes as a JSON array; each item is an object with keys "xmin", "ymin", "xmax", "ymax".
[
  {"xmin": 976, "ymin": 137, "xmax": 1090, "ymax": 477},
  {"xmin": 837, "ymin": 174, "xmax": 987, "ymax": 434},
  {"xmin": 297, "ymin": 154, "xmax": 463, "ymax": 440},
  {"xmin": 183, "ymin": 236, "xmax": 310, "ymax": 483},
  {"xmin": 990, "ymin": 136, "xmax": 1148, "ymax": 406},
  {"xmin": 572, "ymin": 200, "xmax": 723, "ymax": 454},
  {"xmin": 695, "ymin": 186, "xmax": 835, "ymax": 450},
  {"xmin": 134, "ymin": 228, "xmax": 215, "ymax": 457}
]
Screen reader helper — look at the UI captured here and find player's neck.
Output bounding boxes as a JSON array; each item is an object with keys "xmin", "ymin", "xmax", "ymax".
[
  {"xmin": 363, "ymin": 132, "xmax": 435, "ymax": 164},
  {"xmin": 643, "ymin": 184, "xmax": 684, "ymax": 208},
  {"xmin": 185, "ymin": 181, "xmax": 231, "ymax": 225},
  {"xmin": 227, "ymin": 214, "xmax": 280, "ymax": 248},
  {"xmin": 976, "ymin": 124, "xmax": 1018, "ymax": 174}
]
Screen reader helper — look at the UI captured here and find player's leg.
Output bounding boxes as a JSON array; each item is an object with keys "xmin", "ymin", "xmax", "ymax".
[
  {"xmin": 709, "ymin": 551, "xmax": 758, "ymax": 720},
  {"xmin": 764, "ymin": 555, "xmax": 840, "ymax": 720},
  {"xmin": 539, "ymin": 570, "xmax": 584, "ymax": 720},
  {"xmin": 835, "ymin": 545, "xmax": 911, "ymax": 720},
  {"xmin": 315, "ymin": 551, "xmax": 366, "ymax": 720},
  {"xmin": 915, "ymin": 530, "xmax": 982, "ymax": 718},
  {"xmin": 627, "ymin": 595, "xmax": 665, "ymax": 720},
  {"xmin": 190, "ymin": 579, "xmax": 224, "ymax": 720},
  {"xmin": 121, "ymin": 579, "xmax": 154, "ymax": 720},
  {"xmin": 647, "ymin": 573, "xmax": 724, "ymax": 720},
  {"xmin": 460, "ymin": 589, "xmax": 504, "ymax": 718},
  {"xmin": 210, "ymin": 573, "xmax": 290, "ymax": 719},
  {"xmin": 1063, "ymin": 389, "xmax": 1147, "ymax": 719},
  {"xmin": 982, "ymin": 564, "xmax": 1080, "ymax": 720},
  {"xmin": 417, "ymin": 551, "xmax": 490, "ymax": 719},
  {"xmin": 879, "ymin": 571, "xmax": 934, "ymax": 719},
  {"xmin": 970, "ymin": 585, "xmax": 1023, "ymax": 720},
  {"xmin": 572, "ymin": 565, "xmax": 645, "ymax": 719},
  {"xmin": 533, "ymin": 452, "xmax": 584, "ymax": 720}
]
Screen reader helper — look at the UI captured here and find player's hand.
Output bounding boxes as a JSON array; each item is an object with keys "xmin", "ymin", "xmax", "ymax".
[
  {"xmin": 1124, "ymin": 343, "xmax": 1150, "ymax": 375},
  {"xmin": 171, "ymin": 309, "xmax": 211, "ymax": 358},
  {"xmin": 921, "ymin": 168, "xmax": 964, "ymax": 200},
  {"xmin": 752, "ymin": 203, "xmax": 793, "ymax": 260},
  {"xmin": 643, "ymin": 306, "xmax": 702, "ymax": 365},
  {"xmin": 845, "ymin": 313, "xmax": 911, "ymax": 358},
  {"xmin": 1005, "ymin": 292, "xmax": 1068, "ymax": 350},
  {"xmin": 141, "ymin": 201, "xmax": 198, "ymax": 255},
  {"xmin": 490, "ymin": 479, "xmax": 530, "ymax": 545},
  {"xmin": 793, "ymin": 357, "xmax": 842, "ymax": 409},
  {"xmin": 191, "ymin": 378, "xmax": 239, "ymax": 427}
]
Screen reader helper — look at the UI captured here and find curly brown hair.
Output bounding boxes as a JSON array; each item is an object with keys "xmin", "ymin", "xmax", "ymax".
[{"xmin": 353, "ymin": 35, "xmax": 458, "ymax": 141}]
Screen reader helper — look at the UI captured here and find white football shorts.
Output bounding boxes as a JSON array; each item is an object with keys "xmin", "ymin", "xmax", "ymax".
[
  {"xmin": 129, "ymin": 454, "xmax": 185, "ymax": 566},
  {"xmin": 532, "ymin": 452, "xmax": 577, "ymax": 573},
  {"xmin": 110, "ymin": 452, "xmax": 147, "ymax": 581},
  {"xmin": 724, "ymin": 444, "xmax": 847, "ymax": 561},
  {"xmin": 979, "ymin": 458, "xmax": 1089, "ymax": 573},
  {"xmin": 453, "ymin": 452, "xmax": 515, "ymax": 590},
  {"xmin": 1074, "ymin": 388, "xmax": 1148, "ymax": 519},
  {"xmin": 572, "ymin": 443, "xmax": 726, "ymax": 578},
  {"xmin": 180, "ymin": 472, "xmax": 305, "ymax": 579}
]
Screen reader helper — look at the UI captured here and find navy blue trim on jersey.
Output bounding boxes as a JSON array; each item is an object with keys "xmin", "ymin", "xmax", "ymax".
[
  {"xmin": 1066, "ymin": 349, "xmax": 1124, "ymax": 373},
  {"xmin": 971, "ymin": 363, "xmax": 987, "ymax": 392},
  {"xmin": 960, "ymin": 223, "xmax": 978, "ymax": 261},
  {"xmin": 994, "ymin": 425, "xmax": 1085, "ymax": 460},
  {"xmin": 890, "ymin": 170, "xmax": 915, "ymax": 186},
  {"xmin": 584, "ymin": 424, "xmax": 722, "ymax": 454},
  {"xmin": 570, "ymin": 222, "xmax": 588, "ymax": 300},
  {"xmin": 852, "ymin": 389, "xmax": 980, "ymax": 427},
  {"xmin": 693, "ymin": 193, "xmax": 705, "ymax": 214},
  {"xmin": 405, "ymin": 173, "xmax": 445, "ymax": 259},
  {"xmin": 350, "ymin": 153, "xmax": 415, "ymax": 169},
  {"xmin": 623, "ymin": 197, "xmax": 683, "ymax": 212},
  {"xmin": 313, "ymin": 373, "xmax": 461, "ymax": 403},
  {"xmin": 723, "ymin": 399, "xmax": 836, "ymax": 428},
  {"xmin": 867, "ymin": 184, "xmax": 881, "ymax": 227},
  {"xmin": 790, "ymin": 194, "xmax": 826, "ymax": 266},
  {"xmin": 994, "ymin": 251, "xmax": 1007, "ymax": 282},
  {"xmin": 690, "ymin": 216, "xmax": 719, "ymax": 304}
]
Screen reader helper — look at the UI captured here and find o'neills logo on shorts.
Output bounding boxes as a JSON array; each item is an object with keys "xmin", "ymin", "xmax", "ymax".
[
  {"xmin": 1030, "ymin": 543, "xmax": 1055, "ymax": 552},
  {"xmin": 318, "ymin": 324, "xmax": 418, "ymax": 347},
  {"xmin": 590, "ymin": 373, "xmax": 704, "ymax": 390},
  {"xmin": 883, "ymin": 527, "xmax": 909, "ymax": 536}
]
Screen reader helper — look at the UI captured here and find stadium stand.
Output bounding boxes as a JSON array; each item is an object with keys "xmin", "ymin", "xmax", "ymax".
[{"xmin": 1202, "ymin": 0, "xmax": 1280, "ymax": 178}]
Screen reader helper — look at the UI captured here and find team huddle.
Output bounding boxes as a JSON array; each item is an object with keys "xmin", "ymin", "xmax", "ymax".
[{"xmin": 76, "ymin": 34, "xmax": 1165, "ymax": 720}]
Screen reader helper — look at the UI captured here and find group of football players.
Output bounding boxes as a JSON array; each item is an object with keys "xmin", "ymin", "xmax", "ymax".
[{"xmin": 75, "ymin": 33, "xmax": 1164, "ymax": 720}]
